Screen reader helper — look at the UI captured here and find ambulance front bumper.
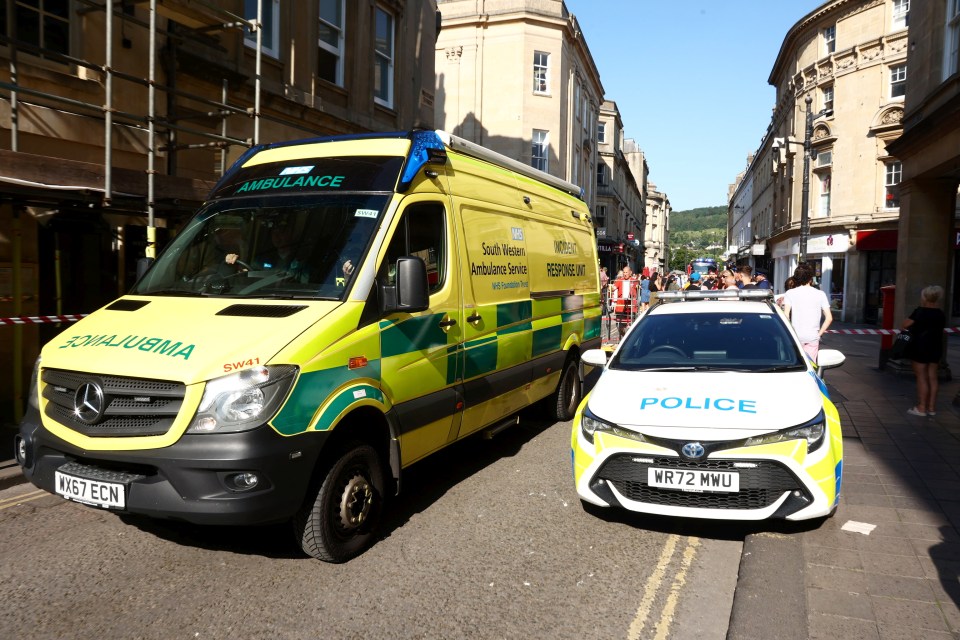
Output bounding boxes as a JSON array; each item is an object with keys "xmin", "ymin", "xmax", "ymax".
[{"xmin": 17, "ymin": 405, "xmax": 326, "ymax": 525}]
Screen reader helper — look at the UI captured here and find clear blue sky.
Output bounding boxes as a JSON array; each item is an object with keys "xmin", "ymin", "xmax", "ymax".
[{"xmin": 572, "ymin": 0, "xmax": 825, "ymax": 212}]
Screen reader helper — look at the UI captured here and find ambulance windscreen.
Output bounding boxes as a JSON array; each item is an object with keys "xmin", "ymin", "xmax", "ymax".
[{"xmin": 132, "ymin": 194, "xmax": 388, "ymax": 300}]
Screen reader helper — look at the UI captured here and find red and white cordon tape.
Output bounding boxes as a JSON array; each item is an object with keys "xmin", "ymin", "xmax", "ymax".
[
  {"xmin": 3, "ymin": 314, "xmax": 960, "ymax": 334},
  {"xmin": 0, "ymin": 314, "xmax": 88, "ymax": 326},
  {"xmin": 825, "ymin": 327, "xmax": 960, "ymax": 334}
]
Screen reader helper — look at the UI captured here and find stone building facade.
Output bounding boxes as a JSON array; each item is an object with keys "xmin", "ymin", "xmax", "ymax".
[
  {"xmin": 0, "ymin": 0, "xmax": 439, "ymax": 422},
  {"xmin": 595, "ymin": 101, "xmax": 645, "ymax": 275},
  {"xmin": 644, "ymin": 183, "xmax": 671, "ymax": 275},
  {"xmin": 434, "ymin": 0, "xmax": 603, "ymax": 210},
  {"xmin": 886, "ymin": 0, "xmax": 960, "ymax": 325},
  {"xmin": 730, "ymin": 0, "xmax": 911, "ymax": 323}
]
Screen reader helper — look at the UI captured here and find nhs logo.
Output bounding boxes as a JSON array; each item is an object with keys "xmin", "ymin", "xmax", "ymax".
[{"xmin": 511, "ymin": 227, "xmax": 524, "ymax": 241}]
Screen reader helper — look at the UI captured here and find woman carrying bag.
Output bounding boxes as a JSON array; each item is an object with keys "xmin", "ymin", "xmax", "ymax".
[{"xmin": 903, "ymin": 285, "xmax": 946, "ymax": 417}]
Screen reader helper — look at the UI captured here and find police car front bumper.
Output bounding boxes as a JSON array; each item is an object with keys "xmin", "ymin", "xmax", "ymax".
[{"xmin": 572, "ymin": 428, "xmax": 839, "ymax": 521}]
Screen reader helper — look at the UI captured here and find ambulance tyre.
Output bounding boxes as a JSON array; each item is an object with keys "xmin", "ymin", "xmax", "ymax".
[
  {"xmin": 547, "ymin": 354, "xmax": 582, "ymax": 422},
  {"xmin": 294, "ymin": 442, "xmax": 385, "ymax": 563}
]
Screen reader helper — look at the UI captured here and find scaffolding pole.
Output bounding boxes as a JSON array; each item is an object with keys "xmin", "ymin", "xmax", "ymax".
[
  {"xmin": 147, "ymin": 0, "xmax": 157, "ymax": 259},
  {"xmin": 104, "ymin": 0, "xmax": 113, "ymax": 205}
]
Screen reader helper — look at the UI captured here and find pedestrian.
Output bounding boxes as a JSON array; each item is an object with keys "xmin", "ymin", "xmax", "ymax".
[
  {"xmin": 717, "ymin": 269, "xmax": 737, "ymax": 290},
  {"xmin": 781, "ymin": 263, "xmax": 833, "ymax": 363},
  {"xmin": 776, "ymin": 276, "xmax": 796, "ymax": 309},
  {"xmin": 649, "ymin": 271, "xmax": 661, "ymax": 307},
  {"xmin": 754, "ymin": 271, "xmax": 772, "ymax": 290},
  {"xmin": 903, "ymin": 285, "xmax": 946, "ymax": 417},
  {"xmin": 666, "ymin": 273, "xmax": 681, "ymax": 291},
  {"xmin": 613, "ymin": 265, "xmax": 639, "ymax": 337},
  {"xmin": 737, "ymin": 265, "xmax": 756, "ymax": 289},
  {"xmin": 639, "ymin": 274, "xmax": 651, "ymax": 312},
  {"xmin": 684, "ymin": 271, "xmax": 702, "ymax": 291}
]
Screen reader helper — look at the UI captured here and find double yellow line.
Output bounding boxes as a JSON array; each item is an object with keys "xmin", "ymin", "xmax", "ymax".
[
  {"xmin": 627, "ymin": 534, "xmax": 702, "ymax": 640},
  {"xmin": 0, "ymin": 488, "xmax": 50, "ymax": 511}
]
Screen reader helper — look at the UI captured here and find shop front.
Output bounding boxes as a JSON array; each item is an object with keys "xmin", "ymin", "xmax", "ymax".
[
  {"xmin": 855, "ymin": 230, "xmax": 898, "ymax": 324},
  {"xmin": 597, "ymin": 238, "xmax": 640, "ymax": 277},
  {"xmin": 771, "ymin": 231, "xmax": 850, "ymax": 321}
]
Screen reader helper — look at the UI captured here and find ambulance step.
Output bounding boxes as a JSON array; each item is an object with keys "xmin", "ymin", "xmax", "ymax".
[{"xmin": 482, "ymin": 416, "xmax": 519, "ymax": 439}]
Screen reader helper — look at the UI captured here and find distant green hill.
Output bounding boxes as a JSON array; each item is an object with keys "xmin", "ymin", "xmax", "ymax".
[
  {"xmin": 667, "ymin": 206, "xmax": 727, "ymax": 271},
  {"xmin": 670, "ymin": 206, "xmax": 727, "ymax": 232}
]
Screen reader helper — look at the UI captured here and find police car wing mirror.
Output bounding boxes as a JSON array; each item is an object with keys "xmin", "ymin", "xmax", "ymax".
[
  {"xmin": 817, "ymin": 349, "xmax": 845, "ymax": 371},
  {"xmin": 581, "ymin": 349, "xmax": 609, "ymax": 368},
  {"xmin": 380, "ymin": 256, "xmax": 429, "ymax": 315}
]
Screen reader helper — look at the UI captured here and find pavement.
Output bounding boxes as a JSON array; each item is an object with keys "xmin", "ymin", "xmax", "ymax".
[
  {"xmin": 3, "ymin": 322, "xmax": 960, "ymax": 638},
  {"xmin": 730, "ymin": 323, "xmax": 960, "ymax": 639}
]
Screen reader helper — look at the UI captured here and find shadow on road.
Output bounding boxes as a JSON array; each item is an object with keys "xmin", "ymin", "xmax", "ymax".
[
  {"xmin": 116, "ymin": 400, "xmax": 566, "ymax": 561},
  {"xmin": 579, "ymin": 499, "xmax": 830, "ymax": 541}
]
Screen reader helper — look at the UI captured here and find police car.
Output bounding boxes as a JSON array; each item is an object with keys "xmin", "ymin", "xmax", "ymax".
[{"xmin": 572, "ymin": 289, "xmax": 845, "ymax": 521}]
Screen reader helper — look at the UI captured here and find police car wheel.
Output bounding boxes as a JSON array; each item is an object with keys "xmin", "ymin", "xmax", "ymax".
[
  {"xmin": 294, "ymin": 442, "xmax": 385, "ymax": 563},
  {"xmin": 547, "ymin": 355, "xmax": 582, "ymax": 422}
]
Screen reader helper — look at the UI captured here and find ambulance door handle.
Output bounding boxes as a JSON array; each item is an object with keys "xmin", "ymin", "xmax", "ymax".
[
  {"xmin": 466, "ymin": 312, "xmax": 482, "ymax": 323},
  {"xmin": 438, "ymin": 318, "xmax": 457, "ymax": 328}
]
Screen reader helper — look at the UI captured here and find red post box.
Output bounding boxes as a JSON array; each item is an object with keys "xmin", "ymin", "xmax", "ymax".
[{"xmin": 880, "ymin": 285, "xmax": 896, "ymax": 350}]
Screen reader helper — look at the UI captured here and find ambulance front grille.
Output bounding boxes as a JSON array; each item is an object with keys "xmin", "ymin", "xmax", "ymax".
[
  {"xmin": 595, "ymin": 455, "xmax": 804, "ymax": 511},
  {"xmin": 41, "ymin": 368, "xmax": 186, "ymax": 437}
]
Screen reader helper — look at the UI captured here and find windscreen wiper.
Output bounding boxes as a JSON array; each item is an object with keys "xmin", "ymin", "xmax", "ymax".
[{"xmin": 141, "ymin": 289, "xmax": 205, "ymax": 297}]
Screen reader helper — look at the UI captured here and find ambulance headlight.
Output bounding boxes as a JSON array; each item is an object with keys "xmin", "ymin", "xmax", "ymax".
[
  {"xmin": 188, "ymin": 365, "xmax": 298, "ymax": 433},
  {"xmin": 580, "ymin": 406, "xmax": 647, "ymax": 445},
  {"xmin": 27, "ymin": 356, "xmax": 41, "ymax": 411},
  {"xmin": 744, "ymin": 411, "xmax": 826, "ymax": 453}
]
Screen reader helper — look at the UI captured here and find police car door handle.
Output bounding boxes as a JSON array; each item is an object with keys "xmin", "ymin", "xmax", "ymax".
[
  {"xmin": 438, "ymin": 317, "xmax": 457, "ymax": 328},
  {"xmin": 466, "ymin": 312, "xmax": 482, "ymax": 323}
]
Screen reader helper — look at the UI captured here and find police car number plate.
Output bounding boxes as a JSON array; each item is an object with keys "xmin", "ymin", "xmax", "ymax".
[
  {"xmin": 54, "ymin": 470, "xmax": 126, "ymax": 509},
  {"xmin": 647, "ymin": 468, "xmax": 739, "ymax": 493}
]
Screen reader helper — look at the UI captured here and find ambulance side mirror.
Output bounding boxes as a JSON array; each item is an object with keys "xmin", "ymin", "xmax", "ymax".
[{"xmin": 380, "ymin": 256, "xmax": 429, "ymax": 314}]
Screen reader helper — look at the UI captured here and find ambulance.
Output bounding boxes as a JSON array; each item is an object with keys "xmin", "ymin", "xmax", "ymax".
[
  {"xmin": 572, "ymin": 289, "xmax": 845, "ymax": 522},
  {"xmin": 16, "ymin": 130, "xmax": 601, "ymax": 562}
]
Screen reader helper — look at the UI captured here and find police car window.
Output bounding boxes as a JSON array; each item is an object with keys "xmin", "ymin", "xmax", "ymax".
[
  {"xmin": 380, "ymin": 202, "xmax": 446, "ymax": 294},
  {"xmin": 611, "ymin": 312, "xmax": 804, "ymax": 371}
]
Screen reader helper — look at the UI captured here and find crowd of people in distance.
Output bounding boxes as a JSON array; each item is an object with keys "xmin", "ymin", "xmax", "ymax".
[
  {"xmin": 601, "ymin": 265, "xmax": 772, "ymax": 314},
  {"xmin": 600, "ymin": 263, "xmax": 778, "ymax": 338}
]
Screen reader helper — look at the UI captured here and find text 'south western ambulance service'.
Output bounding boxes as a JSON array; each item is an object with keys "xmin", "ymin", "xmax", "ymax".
[{"xmin": 16, "ymin": 130, "xmax": 601, "ymax": 563}]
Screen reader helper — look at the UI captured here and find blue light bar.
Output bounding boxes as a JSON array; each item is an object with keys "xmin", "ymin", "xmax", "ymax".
[{"xmin": 397, "ymin": 130, "xmax": 447, "ymax": 192}]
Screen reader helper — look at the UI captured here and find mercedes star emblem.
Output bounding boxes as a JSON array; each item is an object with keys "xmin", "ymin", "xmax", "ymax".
[{"xmin": 74, "ymin": 382, "xmax": 106, "ymax": 424}]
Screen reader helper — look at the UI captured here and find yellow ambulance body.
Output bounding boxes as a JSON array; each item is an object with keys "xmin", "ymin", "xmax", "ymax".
[{"xmin": 17, "ymin": 130, "xmax": 601, "ymax": 562}]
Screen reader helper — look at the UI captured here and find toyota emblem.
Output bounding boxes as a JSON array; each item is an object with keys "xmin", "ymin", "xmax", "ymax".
[
  {"xmin": 681, "ymin": 442, "xmax": 705, "ymax": 459},
  {"xmin": 74, "ymin": 382, "xmax": 106, "ymax": 424}
]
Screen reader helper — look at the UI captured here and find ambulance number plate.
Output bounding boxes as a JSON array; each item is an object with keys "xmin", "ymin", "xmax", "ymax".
[
  {"xmin": 54, "ymin": 470, "xmax": 126, "ymax": 509},
  {"xmin": 647, "ymin": 467, "xmax": 739, "ymax": 493}
]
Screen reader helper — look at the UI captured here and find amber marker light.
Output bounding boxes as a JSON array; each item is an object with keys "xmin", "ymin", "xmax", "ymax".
[{"xmin": 348, "ymin": 357, "xmax": 368, "ymax": 370}]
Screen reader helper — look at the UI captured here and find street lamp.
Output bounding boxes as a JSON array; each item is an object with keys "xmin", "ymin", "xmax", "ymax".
[{"xmin": 798, "ymin": 93, "xmax": 833, "ymax": 264}]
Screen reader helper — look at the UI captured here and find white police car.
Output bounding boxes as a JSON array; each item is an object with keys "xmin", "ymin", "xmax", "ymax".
[{"xmin": 572, "ymin": 289, "xmax": 845, "ymax": 521}]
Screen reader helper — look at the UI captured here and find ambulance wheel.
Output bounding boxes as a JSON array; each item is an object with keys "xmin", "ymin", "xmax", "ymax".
[
  {"xmin": 293, "ymin": 442, "xmax": 385, "ymax": 563},
  {"xmin": 547, "ymin": 354, "xmax": 582, "ymax": 422}
]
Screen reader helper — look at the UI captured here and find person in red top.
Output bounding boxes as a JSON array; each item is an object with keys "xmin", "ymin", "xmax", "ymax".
[{"xmin": 612, "ymin": 265, "xmax": 639, "ymax": 338}]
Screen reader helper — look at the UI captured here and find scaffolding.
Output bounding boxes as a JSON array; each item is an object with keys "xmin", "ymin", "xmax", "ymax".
[{"xmin": 0, "ymin": 0, "xmax": 326, "ymax": 421}]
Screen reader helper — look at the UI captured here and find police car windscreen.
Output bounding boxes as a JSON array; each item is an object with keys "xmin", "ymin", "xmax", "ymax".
[{"xmin": 610, "ymin": 312, "xmax": 805, "ymax": 371}]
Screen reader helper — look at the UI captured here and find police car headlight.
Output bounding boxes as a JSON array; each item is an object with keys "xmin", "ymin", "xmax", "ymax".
[
  {"xmin": 188, "ymin": 365, "xmax": 298, "ymax": 434},
  {"xmin": 744, "ymin": 411, "xmax": 826, "ymax": 453},
  {"xmin": 581, "ymin": 406, "xmax": 647, "ymax": 445}
]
